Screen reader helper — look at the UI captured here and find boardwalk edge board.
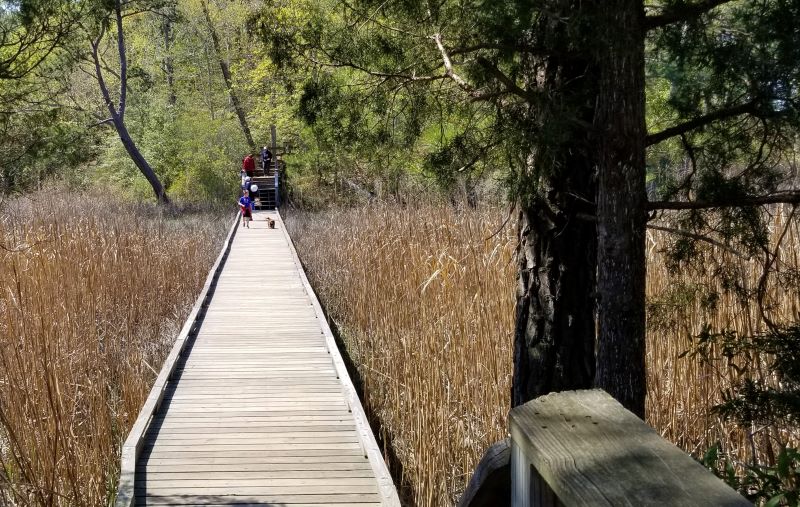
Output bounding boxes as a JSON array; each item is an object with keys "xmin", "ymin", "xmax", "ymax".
[
  {"xmin": 115, "ymin": 212, "xmax": 241, "ymax": 507},
  {"xmin": 276, "ymin": 212, "xmax": 402, "ymax": 506}
]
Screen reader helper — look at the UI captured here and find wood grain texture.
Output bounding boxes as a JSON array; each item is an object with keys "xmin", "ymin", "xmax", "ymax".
[
  {"xmin": 509, "ymin": 389, "xmax": 752, "ymax": 507},
  {"xmin": 119, "ymin": 211, "xmax": 398, "ymax": 506}
]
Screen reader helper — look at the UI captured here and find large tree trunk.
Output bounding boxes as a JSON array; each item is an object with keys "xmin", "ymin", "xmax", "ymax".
[
  {"xmin": 513, "ymin": 19, "xmax": 599, "ymax": 406},
  {"xmin": 593, "ymin": 0, "xmax": 648, "ymax": 417},
  {"xmin": 200, "ymin": 0, "xmax": 257, "ymax": 153},
  {"xmin": 513, "ymin": 180, "xmax": 597, "ymax": 406}
]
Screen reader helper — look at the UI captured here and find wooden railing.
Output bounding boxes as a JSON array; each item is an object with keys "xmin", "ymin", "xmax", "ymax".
[
  {"xmin": 509, "ymin": 389, "xmax": 752, "ymax": 506},
  {"xmin": 114, "ymin": 212, "xmax": 239, "ymax": 507}
]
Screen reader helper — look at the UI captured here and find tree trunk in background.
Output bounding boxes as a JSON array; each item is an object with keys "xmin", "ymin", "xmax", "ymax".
[
  {"xmin": 162, "ymin": 12, "xmax": 177, "ymax": 106},
  {"xmin": 200, "ymin": 0, "xmax": 256, "ymax": 154},
  {"xmin": 593, "ymin": 0, "xmax": 648, "ymax": 417},
  {"xmin": 90, "ymin": 1, "xmax": 169, "ymax": 204},
  {"xmin": 114, "ymin": 117, "xmax": 169, "ymax": 203}
]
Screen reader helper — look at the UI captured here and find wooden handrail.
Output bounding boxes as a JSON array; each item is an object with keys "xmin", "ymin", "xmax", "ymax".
[
  {"xmin": 509, "ymin": 389, "xmax": 752, "ymax": 507},
  {"xmin": 114, "ymin": 211, "xmax": 240, "ymax": 507}
]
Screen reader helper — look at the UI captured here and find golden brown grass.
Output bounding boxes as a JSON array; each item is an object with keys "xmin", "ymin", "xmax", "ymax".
[
  {"xmin": 646, "ymin": 208, "xmax": 800, "ymax": 471},
  {"xmin": 286, "ymin": 202, "xmax": 800, "ymax": 507},
  {"xmin": 0, "ymin": 190, "xmax": 229, "ymax": 505}
]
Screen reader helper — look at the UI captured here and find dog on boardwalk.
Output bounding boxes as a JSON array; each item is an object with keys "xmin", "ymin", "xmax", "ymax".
[{"xmin": 266, "ymin": 216, "xmax": 275, "ymax": 229}]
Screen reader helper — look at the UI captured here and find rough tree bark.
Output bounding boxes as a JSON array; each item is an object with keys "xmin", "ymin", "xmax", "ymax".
[
  {"xmin": 90, "ymin": 0, "xmax": 168, "ymax": 203},
  {"xmin": 200, "ymin": 0, "xmax": 257, "ymax": 154},
  {"xmin": 512, "ymin": 13, "xmax": 598, "ymax": 406},
  {"xmin": 513, "ymin": 172, "xmax": 597, "ymax": 406},
  {"xmin": 514, "ymin": 1, "xmax": 650, "ymax": 416},
  {"xmin": 593, "ymin": 0, "xmax": 648, "ymax": 417}
]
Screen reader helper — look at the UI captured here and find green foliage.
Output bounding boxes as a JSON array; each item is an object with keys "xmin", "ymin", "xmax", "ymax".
[
  {"xmin": 703, "ymin": 443, "xmax": 800, "ymax": 506},
  {"xmin": 687, "ymin": 325, "xmax": 800, "ymax": 427},
  {"xmin": 684, "ymin": 323, "xmax": 800, "ymax": 504}
]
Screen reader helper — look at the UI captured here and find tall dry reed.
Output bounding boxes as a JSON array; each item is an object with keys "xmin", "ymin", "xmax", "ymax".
[
  {"xmin": 286, "ymin": 203, "xmax": 516, "ymax": 506},
  {"xmin": 287, "ymin": 202, "xmax": 800, "ymax": 506},
  {"xmin": 646, "ymin": 207, "xmax": 800, "ymax": 470},
  {"xmin": 0, "ymin": 190, "xmax": 229, "ymax": 505}
]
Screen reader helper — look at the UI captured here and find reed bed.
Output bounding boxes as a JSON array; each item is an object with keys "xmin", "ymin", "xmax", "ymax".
[
  {"xmin": 0, "ymin": 190, "xmax": 229, "ymax": 506},
  {"xmin": 286, "ymin": 202, "xmax": 800, "ymax": 506},
  {"xmin": 285, "ymin": 203, "xmax": 516, "ymax": 506},
  {"xmin": 646, "ymin": 207, "xmax": 800, "ymax": 472}
]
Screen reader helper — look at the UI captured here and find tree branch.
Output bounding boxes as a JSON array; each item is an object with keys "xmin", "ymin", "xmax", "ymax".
[
  {"xmin": 449, "ymin": 42, "xmax": 546, "ymax": 56},
  {"xmin": 645, "ymin": 0, "xmax": 736, "ymax": 30},
  {"xmin": 647, "ymin": 224, "xmax": 748, "ymax": 258},
  {"xmin": 88, "ymin": 118, "xmax": 115, "ymax": 128},
  {"xmin": 432, "ymin": 33, "xmax": 481, "ymax": 98},
  {"xmin": 115, "ymin": 0, "xmax": 128, "ymax": 121},
  {"xmin": 648, "ymin": 190, "xmax": 800, "ymax": 210},
  {"xmin": 475, "ymin": 57, "xmax": 536, "ymax": 103},
  {"xmin": 646, "ymin": 100, "xmax": 757, "ymax": 146},
  {"xmin": 89, "ymin": 21, "xmax": 119, "ymax": 121}
]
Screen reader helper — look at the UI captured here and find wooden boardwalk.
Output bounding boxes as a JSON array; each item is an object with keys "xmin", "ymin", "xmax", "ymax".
[{"xmin": 119, "ymin": 211, "xmax": 399, "ymax": 506}]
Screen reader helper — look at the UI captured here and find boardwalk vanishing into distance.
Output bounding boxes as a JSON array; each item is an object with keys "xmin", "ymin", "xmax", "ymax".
[{"xmin": 117, "ymin": 210, "xmax": 399, "ymax": 506}]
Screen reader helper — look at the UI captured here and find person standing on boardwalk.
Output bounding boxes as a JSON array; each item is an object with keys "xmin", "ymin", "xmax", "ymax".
[
  {"xmin": 261, "ymin": 146, "xmax": 272, "ymax": 172},
  {"xmin": 242, "ymin": 153, "xmax": 256, "ymax": 178},
  {"xmin": 238, "ymin": 190, "xmax": 253, "ymax": 228}
]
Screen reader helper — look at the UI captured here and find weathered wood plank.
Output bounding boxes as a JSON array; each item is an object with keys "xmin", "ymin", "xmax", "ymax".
[
  {"xmin": 141, "ymin": 455, "xmax": 372, "ymax": 466},
  {"xmin": 137, "ymin": 494, "xmax": 381, "ymax": 506},
  {"xmin": 140, "ymin": 504, "xmax": 379, "ymax": 507},
  {"xmin": 136, "ymin": 478, "xmax": 378, "ymax": 489},
  {"xmin": 138, "ymin": 486, "xmax": 378, "ymax": 495},
  {"xmin": 143, "ymin": 434, "xmax": 360, "ymax": 444},
  {"xmin": 142, "ymin": 468, "xmax": 374, "ymax": 478},
  {"xmin": 510, "ymin": 389, "xmax": 751, "ymax": 507}
]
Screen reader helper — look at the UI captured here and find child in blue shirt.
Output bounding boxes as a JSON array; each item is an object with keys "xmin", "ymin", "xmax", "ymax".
[{"xmin": 238, "ymin": 190, "xmax": 253, "ymax": 228}]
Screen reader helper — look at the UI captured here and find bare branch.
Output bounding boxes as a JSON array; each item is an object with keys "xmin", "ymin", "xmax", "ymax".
[
  {"xmin": 89, "ymin": 20, "xmax": 119, "ymax": 121},
  {"xmin": 88, "ymin": 118, "xmax": 115, "ymax": 128},
  {"xmin": 756, "ymin": 205, "xmax": 797, "ymax": 332},
  {"xmin": 475, "ymin": 57, "xmax": 536, "ymax": 102},
  {"xmin": 432, "ymin": 33, "xmax": 477, "ymax": 96},
  {"xmin": 115, "ymin": 0, "xmax": 128, "ymax": 121},
  {"xmin": 449, "ymin": 42, "xmax": 545, "ymax": 56}
]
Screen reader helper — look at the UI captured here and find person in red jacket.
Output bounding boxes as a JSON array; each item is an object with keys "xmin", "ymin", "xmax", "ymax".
[{"xmin": 242, "ymin": 153, "xmax": 256, "ymax": 178}]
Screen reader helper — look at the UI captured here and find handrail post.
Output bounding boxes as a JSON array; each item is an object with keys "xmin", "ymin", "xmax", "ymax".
[{"xmin": 275, "ymin": 156, "xmax": 281, "ymax": 208}]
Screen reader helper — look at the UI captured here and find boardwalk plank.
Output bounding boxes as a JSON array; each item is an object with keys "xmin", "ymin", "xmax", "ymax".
[
  {"xmin": 138, "ymin": 494, "xmax": 381, "ymax": 506},
  {"xmin": 129, "ymin": 212, "xmax": 396, "ymax": 507}
]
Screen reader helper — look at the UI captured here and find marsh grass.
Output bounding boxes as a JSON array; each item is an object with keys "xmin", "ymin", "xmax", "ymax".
[
  {"xmin": 646, "ymin": 208, "xmax": 800, "ymax": 474},
  {"xmin": 0, "ymin": 190, "xmax": 229, "ymax": 505},
  {"xmin": 286, "ymin": 202, "xmax": 800, "ymax": 506}
]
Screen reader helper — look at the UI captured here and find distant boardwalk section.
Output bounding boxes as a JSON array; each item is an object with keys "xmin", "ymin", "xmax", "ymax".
[{"xmin": 117, "ymin": 210, "xmax": 399, "ymax": 506}]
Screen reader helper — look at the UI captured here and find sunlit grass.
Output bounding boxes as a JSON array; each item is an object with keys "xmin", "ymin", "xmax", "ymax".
[{"xmin": 0, "ymin": 190, "xmax": 229, "ymax": 505}]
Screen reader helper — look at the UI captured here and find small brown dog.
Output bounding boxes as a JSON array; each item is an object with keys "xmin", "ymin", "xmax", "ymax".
[{"xmin": 266, "ymin": 217, "xmax": 275, "ymax": 229}]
